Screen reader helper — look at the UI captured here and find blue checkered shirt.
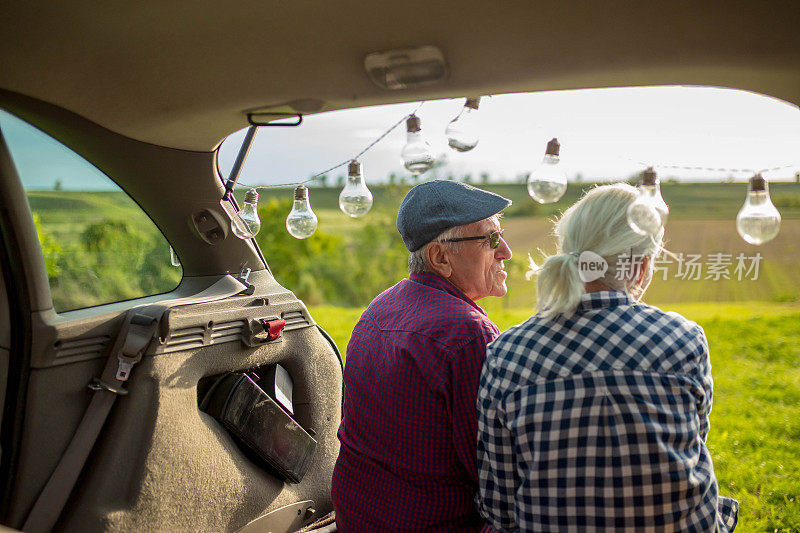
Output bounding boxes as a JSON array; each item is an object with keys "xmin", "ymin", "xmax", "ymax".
[{"xmin": 477, "ymin": 291, "xmax": 738, "ymax": 532}]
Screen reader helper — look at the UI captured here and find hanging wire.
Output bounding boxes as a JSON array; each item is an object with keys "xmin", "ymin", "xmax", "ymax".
[
  {"xmin": 237, "ymin": 101, "xmax": 426, "ymax": 190},
  {"xmin": 627, "ymin": 158, "xmax": 795, "ymax": 176},
  {"xmin": 232, "ymin": 98, "xmax": 795, "ymax": 190}
]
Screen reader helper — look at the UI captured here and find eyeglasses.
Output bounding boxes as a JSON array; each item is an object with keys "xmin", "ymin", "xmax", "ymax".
[{"xmin": 440, "ymin": 229, "xmax": 504, "ymax": 249}]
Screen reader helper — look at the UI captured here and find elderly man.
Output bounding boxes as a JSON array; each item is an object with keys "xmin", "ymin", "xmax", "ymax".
[{"xmin": 331, "ymin": 180, "xmax": 513, "ymax": 531}]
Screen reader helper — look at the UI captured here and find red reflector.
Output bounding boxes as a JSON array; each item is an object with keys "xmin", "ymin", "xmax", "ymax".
[{"xmin": 266, "ymin": 318, "xmax": 286, "ymax": 340}]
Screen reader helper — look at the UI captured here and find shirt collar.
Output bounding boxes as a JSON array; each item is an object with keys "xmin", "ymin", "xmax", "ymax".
[
  {"xmin": 409, "ymin": 272, "xmax": 488, "ymax": 316},
  {"xmin": 577, "ymin": 290, "xmax": 635, "ymax": 312}
]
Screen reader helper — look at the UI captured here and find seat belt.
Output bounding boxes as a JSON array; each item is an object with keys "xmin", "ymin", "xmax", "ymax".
[
  {"xmin": 22, "ymin": 275, "xmax": 247, "ymax": 533},
  {"xmin": 22, "ymin": 306, "xmax": 162, "ymax": 533}
]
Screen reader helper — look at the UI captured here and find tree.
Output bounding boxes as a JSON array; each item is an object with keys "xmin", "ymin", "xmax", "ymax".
[{"xmin": 32, "ymin": 213, "xmax": 61, "ymax": 276}]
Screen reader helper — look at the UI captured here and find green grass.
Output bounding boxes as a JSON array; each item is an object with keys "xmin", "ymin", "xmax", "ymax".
[
  {"xmin": 703, "ymin": 314, "xmax": 800, "ymax": 531},
  {"xmin": 310, "ymin": 302, "xmax": 800, "ymax": 531},
  {"xmin": 27, "ymin": 190, "xmax": 162, "ymax": 246}
]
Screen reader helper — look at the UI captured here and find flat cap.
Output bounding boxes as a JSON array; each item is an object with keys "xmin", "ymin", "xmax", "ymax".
[{"xmin": 396, "ymin": 180, "xmax": 512, "ymax": 252}]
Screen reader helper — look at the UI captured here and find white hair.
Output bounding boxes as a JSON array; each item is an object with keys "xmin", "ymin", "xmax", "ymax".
[
  {"xmin": 528, "ymin": 183, "xmax": 664, "ymax": 318},
  {"xmin": 408, "ymin": 225, "xmax": 464, "ymax": 273},
  {"xmin": 407, "ymin": 214, "xmax": 501, "ymax": 273}
]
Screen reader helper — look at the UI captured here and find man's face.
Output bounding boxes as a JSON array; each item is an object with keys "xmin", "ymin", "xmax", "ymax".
[{"xmin": 444, "ymin": 217, "xmax": 513, "ymax": 301}]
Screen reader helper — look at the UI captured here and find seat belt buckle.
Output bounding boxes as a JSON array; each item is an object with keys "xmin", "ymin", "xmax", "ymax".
[
  {"xmin": 115, "ymin": 312, "xmax": 160, "ymax": 382},
  {"xmin": 116, "ymin": 360, "xmax": 135, "ymax": 381}
]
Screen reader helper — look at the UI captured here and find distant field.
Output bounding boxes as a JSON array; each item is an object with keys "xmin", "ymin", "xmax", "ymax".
[
  {"xmin": 27, "ymin": 190, "xmax": 160, "ymax": 246},
  {"xmin": 500, "ymin": 218, "xmax": 800, "ymax": 309},
  {"xmin": 28, "ymin": 183, "xmax": 800, "ymax": 309},
  {"xmin": 253, "ymin": 181, "xmax": 800, "ymax": 220},
  {"xmin": 263, "ymin": 181, "xmax": 800, "ymax": 308},
  {"xmin": 25, "ymin": 190, "xmax": 179, "ymax": 311},
  {"xmin": 30, "ymin": 180, "xmax": 800, "ymax": 233}
]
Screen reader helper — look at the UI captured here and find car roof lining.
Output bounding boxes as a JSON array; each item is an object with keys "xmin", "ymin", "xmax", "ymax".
[{"xmin": 1, "ymin": 1, "xmax": 799, "ymax": 152}]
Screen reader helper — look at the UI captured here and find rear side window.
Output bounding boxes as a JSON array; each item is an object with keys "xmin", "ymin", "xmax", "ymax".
[{"xmin": 0, "ymin": 111, "xmax": 182, "ymax": 312}]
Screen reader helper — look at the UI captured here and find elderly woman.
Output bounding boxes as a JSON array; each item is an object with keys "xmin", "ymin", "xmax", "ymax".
[{"xmin": 476, "ymin": 184, "xmax": 738, "ymax": 532}]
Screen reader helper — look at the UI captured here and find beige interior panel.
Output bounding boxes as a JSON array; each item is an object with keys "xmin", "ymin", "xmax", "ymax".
[{"xmin": 9, "ymin": 323, "xmax": 341, "ymax": 532}]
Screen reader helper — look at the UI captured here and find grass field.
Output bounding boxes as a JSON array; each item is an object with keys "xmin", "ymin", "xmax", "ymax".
[
  {"xmin": 310, "ymin": 302, "xmax": 800, "ymax": 532},
  {"xmin": 27, "ymin": 190, "xmax": 159, "ymax": 245}
]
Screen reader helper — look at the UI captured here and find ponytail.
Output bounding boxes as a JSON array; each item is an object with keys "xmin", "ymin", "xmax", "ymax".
[
  {"xmin": 528, "ymin": 253, "xmax": 584, "ymax": 319},
  {"xmin": 528, "ymin": 183, "xmax": 663, "ymax": 318}
]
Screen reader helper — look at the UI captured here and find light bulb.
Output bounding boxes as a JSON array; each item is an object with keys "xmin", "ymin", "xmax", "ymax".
[
  {"xmin": 339, "ymin": 160, "xmax": 374, "ymax": 218},
  {"xmin": 527, "ymin": 138, "xmax": 567, "ymax": 204},
  {"xmin": 627, "ymin": 167, "xmax": 669, "ymax": 236},
  {"xmin": 401, "ymin": 115, "xmax": 435, "ymax": 175},
  {"xmin": 231, "ymin": 188, "xmax": 261, "ymax": 239},
  {"xmin": 736, "ymin": 173, "xmax": 781, "ymax": 245},
  {"xmin": 445, "ymin": 97, "xmax": 480, "ymax": 152},
  {"xmin": 286, "ymin": 185, "xmax": 318, "ymax": 239}
]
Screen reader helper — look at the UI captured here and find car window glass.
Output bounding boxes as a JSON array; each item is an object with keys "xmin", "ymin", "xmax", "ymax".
[{"xmin": 0, "ymin": 110, "xmax": 182, "ymax": 312}]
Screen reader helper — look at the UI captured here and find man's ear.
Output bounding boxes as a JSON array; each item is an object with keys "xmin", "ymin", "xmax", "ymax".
[{"xmin": 426, "ymin": 242, "xmax": 453, "ymax": 278}]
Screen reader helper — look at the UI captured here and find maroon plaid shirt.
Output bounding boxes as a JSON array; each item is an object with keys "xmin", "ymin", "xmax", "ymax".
[{"xmin": 332, "ymin": 272, "xmax": 500, "ymax": 531}]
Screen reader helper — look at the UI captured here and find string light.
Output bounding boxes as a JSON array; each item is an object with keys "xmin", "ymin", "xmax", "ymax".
[
  {"xmin": 339, "ymin": 160, "xmax": 373, "ymax": 218},
  {"xmin": 228, "ymin": 101, "xmax": 795, "ymax": 241},
  {"xmin": 286, "ymin": 185, "xmax": 318, "ymax": 239},
  {"xmin": 400, "ymin": 114, "xmax": 435, "ymax": 174},
  {"xmin": 230, "ymin": 188, "xmax": 262, "ymax": 239},
  {"xmin": 627, "ymin": 167, "xmax": 669, "ymax": 236},
  {"xmin": 630, "ymin": 159, "xmax": 794, "ymax": 176},
  {"xmin": 235, "ymin": 103, "xmax": 424, "ymax": 238},
  {"xmin": 527, "ymin": 138, "xmax": 568, "ymax": 204},
  {"xmin": 445, "ymin": 97, "xmax": 480, "ymax": 152},
  {"xmin": 736, "ymin": 173, "xmax": 781, "ymax": 245}
]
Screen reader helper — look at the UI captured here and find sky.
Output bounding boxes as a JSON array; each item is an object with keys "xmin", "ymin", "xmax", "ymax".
[
  {"xmin": 4, "ymin": 86, "xmax": 800, "ymax": 190},
  {"xmin": 218, "ymin": 86, "xmax": 800, "ymax": 188}
]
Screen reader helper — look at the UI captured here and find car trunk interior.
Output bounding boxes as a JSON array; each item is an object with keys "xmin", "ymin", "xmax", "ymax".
[{"xmin": 0, "ymin": 1, "xmax": 799, "ymax": 531}]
